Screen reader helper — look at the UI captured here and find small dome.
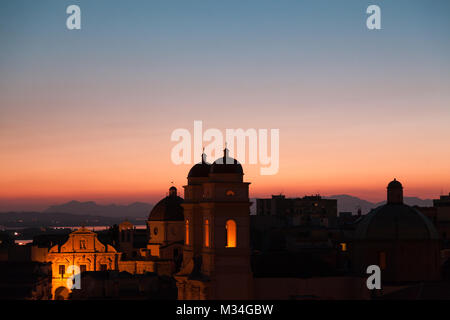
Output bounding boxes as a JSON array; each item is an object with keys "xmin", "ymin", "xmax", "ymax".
[
  {"xmin": 169, "ymin": 186, "xmax": 177, "ymax": 196},
  {"xmin": 210, "ymin": 148, "xmax": 243, "ymax": 175},
  {"xmin": 148, "ymin": 187, "xmax": 184, "ymax": 221},
  {"xmin": 387, "ymin": 178, "xmax": 404, "ymax": 204},
  {"xmin": 388, "ymin": 178, "xmax": 403, "ymax": 189},
  {"xmin": 188, "ymin": 153, "xmax": 211, "ymax": 178},
  {"xmin": 355, "ymin": 203, "xmax": 438, "ymax": 240}
]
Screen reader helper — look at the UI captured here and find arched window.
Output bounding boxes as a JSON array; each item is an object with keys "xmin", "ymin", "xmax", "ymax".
[
  {"xmin": 204, "ymin": 219, "xmax": 210, "ymax": 248},
  {"xmin": 185, "ymin": 219, "xmax": 190, "ymax": 245},
  {"xmin": 225, "ymin": 219, "xmax": 236, "ymax": 248}
]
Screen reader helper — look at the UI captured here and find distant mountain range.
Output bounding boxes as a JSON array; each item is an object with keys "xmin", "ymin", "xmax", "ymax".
[
  {"xmin": 324, "ymin": 195, "xmax": 433, "ymax": 214},
  {"xmin": 44, "ymin": 196, "xmax": 433, "ymax": 218},
  {"xmin": 44, "ymin": 201, "xmax": 153, "ymax": 218},
  {"xmin": 2, "ymin": 195, "xmax": 432, "ymax": 225},
  {"xmin": 0, "ymin": 211, "xmax": 142, "ymax": 229}
]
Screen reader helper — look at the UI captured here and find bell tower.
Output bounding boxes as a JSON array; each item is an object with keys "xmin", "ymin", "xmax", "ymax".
[{"xmin": 176, "ymin": 149, "xmax": 253, "ymax": 300}]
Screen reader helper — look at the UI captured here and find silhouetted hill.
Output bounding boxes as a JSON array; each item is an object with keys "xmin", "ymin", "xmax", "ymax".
[
  {"xmin": 325, "ymin": 195, "xmax": 375, "ymax": 215},
  {"xmin": 44, "ymin": 201, "xmax": 152, "ymax": 218},
  {"xmin": 0, "ymin": 211, "xmax": 143, "ymax": 229},
  {"xmin": 374, "ymin": 197, "xmax": 433, "ymax": 208},
  {"xmin": 2, "ymin": 195, "xmax": 432, "ymax": 228},
  {"xmin": 325, "ymin": 195, "xmax": 433, "ymax": 215}
]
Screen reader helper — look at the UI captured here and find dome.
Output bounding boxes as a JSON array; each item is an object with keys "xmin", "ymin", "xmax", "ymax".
[
  {"xmin": 188, "ymin": 153, "xmax": 211, "ymax": 178},
  {"xmin": 388, "ymin": 178, "xmax": 403, "ymax": 189},
  {"xmin": 210, "ymin": 148, "xmax": 244, "ymax": 175},
  {"xmin": 148, "ymin": 187, "xmax": 184, "ymax": 221},
  {"xmin": 355, "ymin": 203, "xmax": 438, "ymax": 240},
  {"xmin": 387, "ymin": 178, "xmax": 404, "ymax": 204}
]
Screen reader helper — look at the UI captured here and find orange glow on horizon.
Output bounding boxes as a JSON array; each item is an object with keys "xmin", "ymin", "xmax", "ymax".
[{"xmin": 1, "ymin": 114, "xmax": 450, "ymax": 210}]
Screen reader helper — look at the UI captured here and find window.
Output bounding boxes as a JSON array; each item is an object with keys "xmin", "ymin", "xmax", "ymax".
[
  {"xmin": 226, "ymin": 190, "xmax": 235, "ymax": 196},
  {"xmin": 80, "ymin": 240, "xmax": 86, "ymax": 249},
  {"xmin": 59, "ymin": 265, "xmax": 65, "ymax": 277},
  {"xmin": 79, "ymin": 264, "xmax": 87, "ymax": 273},
  {"xmin": 185, "ymin": 219, "xmax": 190, "ymax": 245},
  {"xmin": 379, "ymin": 252, "xmax": 386, "ymax": 270},
  {"xmin": 204, "ymin": 219, "xmax": 210, "ymax": 248},
  {"xmin": 225, "ymin": 220, "xmax": 237, "ymax": 248},
  {"xmin": 154, "ymin": 227, "xmax": 158, "ymax": 235},
  {"xmin": 340, "ymin": 243, "xmax": 347, "ymax": 252}
]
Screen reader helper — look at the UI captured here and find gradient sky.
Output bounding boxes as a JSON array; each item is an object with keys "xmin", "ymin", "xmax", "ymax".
[{"xmin": 1, "ymin": 0, "xmax": 450, "ymax": 211}]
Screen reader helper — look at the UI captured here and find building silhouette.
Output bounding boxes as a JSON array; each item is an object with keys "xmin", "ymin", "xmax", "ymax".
[
  {"xmin": 352, "ymin": 179, "xmax": 441, "ymax": 283},
  {"xmin": 256, "ymin": 195, "xmax": 337, "ymax": 227},
  {"xmin": 144, "ymin": 186, "xmax": 184, "ymax": 273}
]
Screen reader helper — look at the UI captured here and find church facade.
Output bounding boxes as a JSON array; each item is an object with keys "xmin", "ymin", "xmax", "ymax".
[
  {"xmin": 47, "ymin": 225, "xmax": 156, "ymax": 299},
  {"xmin": 47, "ymin": 227, "xmax": 121, "ymax": 299}
]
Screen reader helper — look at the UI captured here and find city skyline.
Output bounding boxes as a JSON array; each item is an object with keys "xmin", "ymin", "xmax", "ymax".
[{"xmin": 1, "ymin": 0, "xmax": 450, "ymax": 211}]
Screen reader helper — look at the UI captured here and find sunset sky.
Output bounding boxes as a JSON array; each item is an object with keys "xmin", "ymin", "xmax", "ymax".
[{"xmin": 1, "ymin": 0, "xmax": 450, "ymax": 211}]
